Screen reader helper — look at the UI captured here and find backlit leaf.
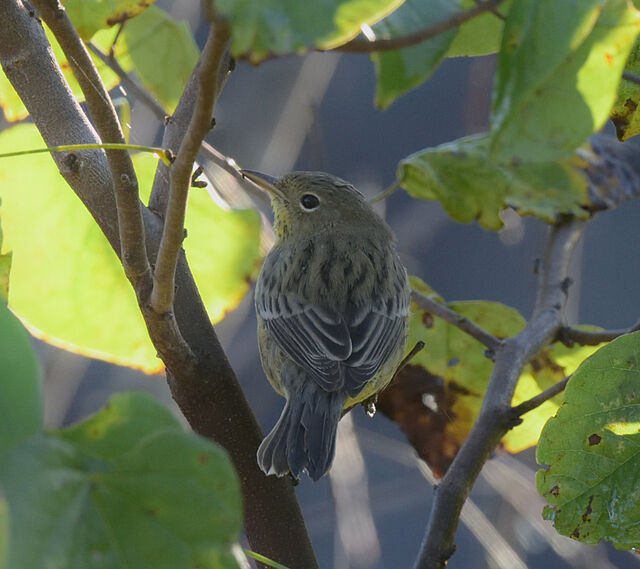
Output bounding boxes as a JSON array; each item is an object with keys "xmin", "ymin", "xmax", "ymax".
[
  {"xmin": 63, "ymin": 0, "xmax": 158, "ymax": 41},
  {"xmin": 491, "ymin": 0, "xmax": 640, "ymax": 162},
  {"xmin": 0, "ymin": 124, "xmax": 260, "ymax": 371},
  {"xmin": 213, "ymin": 0, "xmax": 404, "ymax": 62}
]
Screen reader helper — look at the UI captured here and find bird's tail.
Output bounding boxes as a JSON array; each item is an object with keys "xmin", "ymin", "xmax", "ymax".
[{"xmin": 257, "ymin": 378, "xmax": 346, "ymax": 481}]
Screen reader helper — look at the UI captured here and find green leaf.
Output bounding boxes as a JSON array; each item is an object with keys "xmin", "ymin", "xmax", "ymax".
[
  {"xmin": 63, "ymin": 0, "xmax": 158, "ymax": 41},
  {"xmin": 445, "ymin": 0, "xmax": 510, "ymax": 58},
  {"xmin": 491, "ymin": 0, "xmax": 640, "ymax": 162},
  {"xmin": 372, "ymin": 0, "xmax": 460, "ymax": 109},
  {"xmin": 398, "ymin": 134, "xmax": 590, "ymax": 229},
  {"xmin": 1, "ymin": 393, "xmax": 244, "ymax": 569},
  {"xmin": 0, "ymin": 204, "xmax": 11, "ymax": 302},
  {"xmin": 536, "ymin": 331, "xmax": 640, "ymax": 549},
  {"xmin": 112, "ymin": 6, "xmax": 199, "ymax": 112},
  {"xmin": 611, "ymin": 38, "xmax": 640, "ymax": 140},
  {"xmin": 0, "ymin": 25, "xmax": 121, "ymax": 123},
  {"xmin": 213, "ymin": 0, "xmax": 404, "ymax": 62},
  {"xmin": 0, "ymin": 303, "xmax": 42, "ymax": 461},
  {"xmin": 58, "ymin": 392, "xmax": 180, "ymax": 458},
  {"xmin": 0, "ymin": 124, "xmax": 261, "ymax": 372}
]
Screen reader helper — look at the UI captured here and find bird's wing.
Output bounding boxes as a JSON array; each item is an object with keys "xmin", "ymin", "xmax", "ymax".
[
  {"xmin": 257, "ymin": 293, "xmax": 352, "ymax": 391},
  {"xmin": 342, "ymin": 292, "xmax": 409, "ymax": 397},
  {"xmin": 257, "ymin": 290, "xmax": 409, "ymax": 396}
]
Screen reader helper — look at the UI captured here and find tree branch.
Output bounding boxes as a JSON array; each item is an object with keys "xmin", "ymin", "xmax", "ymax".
[
  {"xmin": 0, "ymin": 3, "xmax": 318, "ymax": 568},
  {"xmin": 410, "ymin": 289, "xmax": 502, "ymax": 354},
  {"xmin": 622, "ymin": 70, "xmax": 640, "ymax": 85},
  {"xmin": 413, "ymin": 220, "xmax": 584, "ymax": 569},
  {"xmin": 31, "ymin": 0, "xmax": 192, "ymax": 366},
  {"xmin": 149, "ymin": 38, "xmax": 233, "ymax": 217},
  {"xmin": 31, "ymin": 0, "xmax": 152, "ymax": 289},
  {"xmin": 150, "ymin": 20, "xmax": 229, "ymax": 314},
  {"xmin": 557, "ymin": 318, "xmax": 640, "ymax": 346},
  {"xmin": 333, "ymin": 0, "xmax": 505, "ymax": 53},
  {"xmin": 511, "ymin": 376, "xmax": 570, "ymax": 417}
]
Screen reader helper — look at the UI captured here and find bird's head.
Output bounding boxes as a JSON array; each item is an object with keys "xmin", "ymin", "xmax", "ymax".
[{"xmin": 242, "ymin": 170, "xmax": 390, "ymax": 241}]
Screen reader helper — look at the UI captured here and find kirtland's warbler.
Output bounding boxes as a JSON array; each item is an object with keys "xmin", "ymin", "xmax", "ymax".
[{"xmin": 243, "ymin": 170, "xmax": 410, "ymax": 481}]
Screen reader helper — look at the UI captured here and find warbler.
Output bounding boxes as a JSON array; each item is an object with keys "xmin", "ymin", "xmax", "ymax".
[{"xmin": 243, "ymin": 170, "xmax": 410, "ymax": 481}]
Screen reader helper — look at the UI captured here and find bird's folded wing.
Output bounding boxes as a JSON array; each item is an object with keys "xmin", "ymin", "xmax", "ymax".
[{"xmin": 257, "ymin": 292, "xmax": 408, "ymax": 395}]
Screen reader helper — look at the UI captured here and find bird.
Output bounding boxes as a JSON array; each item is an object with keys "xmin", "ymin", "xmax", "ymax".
[{"xmin": 242, "ymin": 169, "xmax": 410, "ymax": 481}]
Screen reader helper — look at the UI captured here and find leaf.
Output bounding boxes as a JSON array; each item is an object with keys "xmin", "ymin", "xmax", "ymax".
[
  {"xmin": 504, "ymin": 337, "xmax": 606, "ymax": 453},
  {"xmin": 0, "ymin": 25, "xmax": 121, "ymax": 123},
  {"xmin": 445, "ymin": 0, "xmax": 510, "ymax": 58},
  {"xmin": 58, "ymin": 391, "xmax": 180, "ymax": 458},
  {"xmin": 398, "ymin": 133, "xmax": 590, "ymax": 230},
  {"xmin": 63, "ymin": 0, "xmax": 158, "ymax": 41},
  {"xmin": 0, "ymin": 393, "xmax": 244, "ymax": 569},
  {"xmin": 0, "ymin": 303, "xmax": 42, "ymax": 462},
  {"xmin": 371, "ymin": 0, "xmax": 460, "ymax": 109},
  {"xmin": 379, "ymin": 279, "xmax": 527, "ymax": 477},
  {"xmin": 112, "ymin": 6, "xmax": 199, "ymax": 112},
  {"xmin": 490, "ymin": 0, "xmax": 640, "ymax": 162},
  {"xmin": 213, "ymin": 0, "xmax": 404, "ymax": 62},
  {"xmin": 0, "ymin": 204, "xmax": 11, "ymax": 302},
  {"xmin": 610, "ymin": 38, "xmax": 640, "ymax": 140},
  {"xmin": 0, "ymin": 124, "xmax": 261, "ymax": 372},
  {"xmin": 379, "ymin": 278, "xmax": 610, "ymax": 476},
  {"xmin": 536, "ymin": 331, "xmax": 640, "ymax": 549}
]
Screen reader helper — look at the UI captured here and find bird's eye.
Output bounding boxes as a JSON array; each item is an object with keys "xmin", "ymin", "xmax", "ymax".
[{"xmin": 299, "ymin": 193, "xmax": 320, "ymax": 211}]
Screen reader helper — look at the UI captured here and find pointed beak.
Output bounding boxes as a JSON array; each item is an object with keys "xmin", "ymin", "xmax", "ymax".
[{"xmin": 241, "ymin": 169, "xmax": 286, "ymax": 200}]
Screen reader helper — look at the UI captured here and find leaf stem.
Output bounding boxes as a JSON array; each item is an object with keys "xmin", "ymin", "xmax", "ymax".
[
  {"xmin": 244, "ymin": 550, "xmax": 292, "ymax": 569},
  {"xmin": 368, "ymin": 180, "xmax": 400, "ymax": 204},
  {"xmin": 0, "ymin": 143, "xmax": 172, "ymax": 165},
  {"xmin": 333, "ymin": 0, "xmax": 505, "ymax": 53}
]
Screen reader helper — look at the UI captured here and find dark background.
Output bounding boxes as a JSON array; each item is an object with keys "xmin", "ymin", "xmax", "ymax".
[{"xmin": 33, "ymin": 4, "xmax": 640, "ymax": 569}]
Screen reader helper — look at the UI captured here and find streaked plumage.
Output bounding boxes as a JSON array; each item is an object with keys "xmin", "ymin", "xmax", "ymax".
[{"xmin": 245, "ymin": 170, "xmax": 410, "ymax": 481}]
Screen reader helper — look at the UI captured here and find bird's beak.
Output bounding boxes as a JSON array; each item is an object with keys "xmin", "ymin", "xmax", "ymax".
[{"xmin": 241, "ymin": 169, "xmax": 286, "ymax": 200}]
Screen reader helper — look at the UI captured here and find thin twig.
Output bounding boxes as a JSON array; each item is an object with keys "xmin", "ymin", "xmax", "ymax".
[
  {"xmin": 622, "ymin": 70, "xmax": 640, "ymax": 85},
  {"xmin": 411, "ymin": 290, "xmax": 502, "ymax": 353},
  {"xmin": 558, "ymin": 318, "xmax": 640, "ymax": 346},
  {"xmin": 32, "ymin": 0, "xmax": 152, "ymax": 288},
  {"xmin": 333, "ymin": 0, "xmax": 505, "ymax": 53},
  {"xmin": 511, "ymin": 376, "xmax": 570, "ymax": 418},
  {"xmin": 413, "ymin": 220, "xmax": 584, "ymax": 569},
  {"xmin": 476, "ymin": 0, "xmax": 506, "ymax": 21},
  {"xmin": 88, "ymin": 41, "xmax": 167, "ymax": 122},
  {"xmin": 151, "ymin": 20, "xmax": 230, "ymax": 314}
]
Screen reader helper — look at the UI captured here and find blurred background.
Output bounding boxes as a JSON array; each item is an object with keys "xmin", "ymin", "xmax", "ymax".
[{"xmin": 31, "ymin": 2, "xmax": 640, "ymax": 568}]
